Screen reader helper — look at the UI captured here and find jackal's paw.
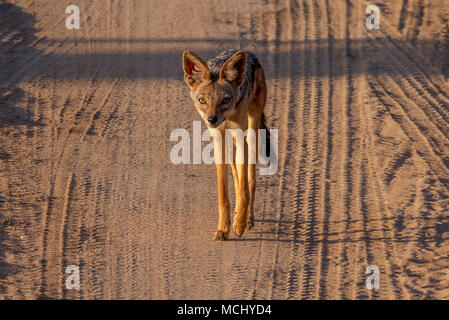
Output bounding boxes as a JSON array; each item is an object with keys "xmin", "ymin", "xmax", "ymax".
[
  {"xmin": 213, "ymin": 230, "xmax": 229, "ymax": 241},
  {"xmin": 233, "ymin": 218, "xmax": 247, "ymax": 237}
]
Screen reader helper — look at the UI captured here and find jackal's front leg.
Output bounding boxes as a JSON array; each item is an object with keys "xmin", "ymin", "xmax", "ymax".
[
  {"xmin": 214, "ymin": 163, "xmax": 230, "ymax": 240},
  {"xmin": 214, "ymin": 134, "xmax": 230, "ymax": 241}
]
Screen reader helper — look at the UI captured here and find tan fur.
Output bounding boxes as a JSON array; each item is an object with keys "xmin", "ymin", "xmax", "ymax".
[{"xmin": 182, "ymin": 50, "xmax": 267, "ymax": 240}]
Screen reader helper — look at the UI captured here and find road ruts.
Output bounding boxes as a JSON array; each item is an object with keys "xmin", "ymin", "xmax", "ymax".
[{"xmin": 1, "ymin": 0, "xmax": 449, "ymax": 300}]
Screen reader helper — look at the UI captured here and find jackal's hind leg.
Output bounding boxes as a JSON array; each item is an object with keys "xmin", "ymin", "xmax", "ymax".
[{"xmin": 246, "ymin": 65, "xmax": 267, "ymax": 231}]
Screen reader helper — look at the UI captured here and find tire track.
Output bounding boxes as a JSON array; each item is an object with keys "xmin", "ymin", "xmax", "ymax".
[
  {"xmin": 299, "ymin": 0, "xmax": 327, "ymax": 299},
  {"xmin": 0, "ymin": 1, "xmax": 95, "ymax": 88},
  {"xmin": 34, "ymin": 1, "xmax": 127, "ymax": 296},
  {"xmin": 243, "ymin": 0, "xmax": 277, "ymax": 300},
  {"xmin": 282, "ymin": 0, "xmax": 305, "ymax": 300},
  {"xmin": 245, "ymin": 0, "xmax": 288, "ymax": 299},
  {"xmin": 369, "ymin": 73, "xmax": 449, "ymax": 190},
  {"xmin": 317, "ymin": 0, "xmax": 334, "ymax": 300},
  {"xmin": 357, "ymin": 71, "xmax": 397, "ymax": 299},
  {"xmin": 59, "ymin": 172, "xmax": 76, "ymax": 299},
  {"xmin": 37, "ymin": 67, "xmax": 128, "ymax": 299},
  {"xmin": 365, "ymin": 36, "xmax": 449, "ymax": 189},
  {"xmin": 384, "ymin": 146, "xmax": 412, "ymax": 186},
  {"xmin": 368, "ymin": 0, "xmax": 449, "ymax": 104},
  {"xmin": 39, "ymin": 5, "xmax": 139, "ymax": 295},
  {"xmin": 406, "ymin": 0, "xmax": 425, "ymax": 46},
  {"xmin": 366, "ymin": 65, "xmax": 449, "ymax": 298},
  {"xmin": 363, "ymin": 92, "xmax": 410, "ymax": 299},
  {"xmin": 2, "ymin": 5, "xmax": 103, "ymax": 296},
  {"xmin": 352, "ymin": 2, "xmax": 397, "ymax": 299},
  {"xmin": 338, "ymin": 0, "xmax": 357, "ymax": 300},
  {"xmin": 263, "ymin": 0, "xmax": 295, "ymax": 299},
  {"xmin": 374, "ymin": 36, "xmax": 449, "ymax": 138},
  {"xmin": 398, "ymin": 0, "xmax": 409, "ymax": 33},
  {"xmin": 290, "ymin": 0, "xmax": 313, "ymax": 299},
  {"xmin": 344, "ymin": 0, "xmax": 368, "ymax": 299}
]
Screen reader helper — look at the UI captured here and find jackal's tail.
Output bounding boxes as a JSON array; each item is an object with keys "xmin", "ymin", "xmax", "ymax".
[{"xmin": 260, "ymin": 113, "xmax": 270, "ymax": 157}]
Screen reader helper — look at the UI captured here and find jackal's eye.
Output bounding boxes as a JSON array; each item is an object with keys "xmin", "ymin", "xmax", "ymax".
[
  {"xmin": 222, "ymin": 97, "xmax": 231, "ymax": 104},
  {"xmin": 198, "ymin": 97, "xmax": 206, "ymax": 104}
]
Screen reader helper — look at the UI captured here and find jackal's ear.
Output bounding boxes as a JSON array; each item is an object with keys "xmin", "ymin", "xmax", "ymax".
[
  {"xmin": 182, "ymin": 50, "xmax": 210, "ymax": 90},
  {"xmin": 219, "ymin": 51, "xmax": 247, "ymax": 88}
]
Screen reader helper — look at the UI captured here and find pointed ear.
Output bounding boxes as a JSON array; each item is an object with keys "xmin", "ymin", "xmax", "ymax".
[
  {"xmin": 219, "ymin": 51, "xmax": 247, "ymax": 88},
  {"xmin": 182, "ymin": 50, "xmax": 210, "ymax": 90}
]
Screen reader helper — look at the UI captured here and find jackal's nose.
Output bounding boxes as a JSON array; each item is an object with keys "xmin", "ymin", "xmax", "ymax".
[{"xmin": 207, "ymin": 116, "xmax": 218, "ymax": 125}]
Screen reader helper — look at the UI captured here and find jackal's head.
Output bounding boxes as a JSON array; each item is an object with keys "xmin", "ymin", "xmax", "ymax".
[{"xmin": 182, "ymin": 50, "xmax": 247, "ymax": 128}]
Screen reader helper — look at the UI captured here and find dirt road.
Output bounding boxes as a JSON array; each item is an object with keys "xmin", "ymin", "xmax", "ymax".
[{"xmin": 1, "ymin": 0, "xmax": 449, "ymax": 299}]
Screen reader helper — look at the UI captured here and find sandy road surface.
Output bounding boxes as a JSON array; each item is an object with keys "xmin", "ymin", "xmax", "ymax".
[{"xmin": 1, "ymin": 0, "xmax": 449, "ymax": 299}]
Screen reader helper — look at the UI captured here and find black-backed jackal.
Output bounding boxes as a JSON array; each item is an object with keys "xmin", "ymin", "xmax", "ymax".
[{"xmin": 182, "ymin": 49, "xmax": 268, "ymax": 240}]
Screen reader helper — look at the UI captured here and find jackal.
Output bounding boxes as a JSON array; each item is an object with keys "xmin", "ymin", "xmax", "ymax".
[{"xmin": 182, "ymin": 49, "xmax": 268, "ymax": 240}]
